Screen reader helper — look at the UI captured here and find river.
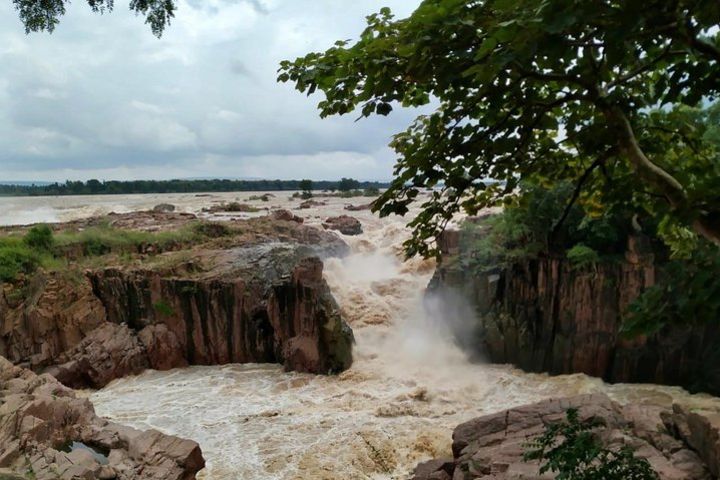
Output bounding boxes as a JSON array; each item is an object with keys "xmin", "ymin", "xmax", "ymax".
[{"xmin": 2, "ymin": 192, "xmax": 719, "ymax": 479}]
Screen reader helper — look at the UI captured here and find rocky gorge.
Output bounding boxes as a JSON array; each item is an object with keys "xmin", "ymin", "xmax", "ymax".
[
  {"xmin": 2, "ymin": 194, "xmax": 720, "ymax": 479},
  {"xmin": 0, "ymin": 208, "xmax": 354, "ymax": 477},
  {"xmin": 428, "ymin": 225, "xmax": 720, "ymax": 396}
]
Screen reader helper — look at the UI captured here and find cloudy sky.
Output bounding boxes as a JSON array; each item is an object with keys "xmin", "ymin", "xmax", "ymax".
[{"xmin": 0, "ymin": 0, "xmax": 424, "ymax": 182}]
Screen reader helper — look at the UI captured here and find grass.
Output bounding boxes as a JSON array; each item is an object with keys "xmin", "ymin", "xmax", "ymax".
[
  {"xmin": 54, "ymin": 224, "xmax": 199, "ymax": 255},
  {"xmin": 0, "ymin": 222, "xmax": 227, "ymax": 284}
]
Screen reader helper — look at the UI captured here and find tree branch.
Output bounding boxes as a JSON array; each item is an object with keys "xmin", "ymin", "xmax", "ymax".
[{"xmin": 550, "ymin": 151, "xmax": 612, "ymax": 243}]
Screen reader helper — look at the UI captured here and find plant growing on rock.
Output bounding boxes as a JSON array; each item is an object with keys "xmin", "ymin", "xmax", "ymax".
[{"xmin": 523, "ymin": 408, "xmax": 658, "ymax": 480}]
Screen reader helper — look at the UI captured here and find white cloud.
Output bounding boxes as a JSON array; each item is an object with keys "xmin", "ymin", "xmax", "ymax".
[{"xmin": 0, "ymin": 0, "xmax": 424, "ymax": 181}]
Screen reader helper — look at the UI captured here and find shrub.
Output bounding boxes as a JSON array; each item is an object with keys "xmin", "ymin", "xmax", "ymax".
[
  {"xmin": 566, "ymin": 244, "xmax": 600, "ymax": 268},
  {"xmin": 24, "ymin": 225, "xmax": 54, "ymax": 251},
  {"xmin": 0, "ymin": 245, "xmax": 39, "ymax": 282},
  {"xmin": 193, "ymin": 222, "xmax": 230, "ymax": 238},
  {"xmin": 524, "ymin": 408, "xmax": 658, "ymax": 480}
]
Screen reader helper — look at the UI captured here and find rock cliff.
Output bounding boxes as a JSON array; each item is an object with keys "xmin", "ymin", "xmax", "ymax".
[
  {"xmin": 428, "ymin": 228, "xmax": 720, "ymax": 394},
  {"xmin": 0, "ymin": 213, "xmax": 354, "ymax": 389}
]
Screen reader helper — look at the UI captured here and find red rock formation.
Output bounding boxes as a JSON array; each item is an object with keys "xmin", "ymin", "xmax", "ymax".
[
  {"xmin": 429, "ymin": 231, "xmax": 720, "ymax": 394},
  {"xmin": 0, "ymin": 272, "xmax": 106, "ymax": 371},
  {"xmin": 0, "ymin": 215, "xmax": 354, "ymax": 389},
  {"xmin": 413, "ymin": 394, "xmax": 712, "ymax": 480},
  {"xmin": 0, "ymin": 356, "xmax": 204, "ymax": 479}
]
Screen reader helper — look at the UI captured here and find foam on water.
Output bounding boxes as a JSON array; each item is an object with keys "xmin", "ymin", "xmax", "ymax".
[{"xmin": 7, "ymin": 192, "xmax": 717, "ymax": 479}]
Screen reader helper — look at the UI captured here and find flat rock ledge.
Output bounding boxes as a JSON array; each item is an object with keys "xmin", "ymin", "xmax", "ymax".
[
  {"xmin": 412, "ymin": 393, "xmax": 720, "ymax": 480},
  {"xmin": 0, "ymin": 356, "xmax": 204, "ymax": 480}
]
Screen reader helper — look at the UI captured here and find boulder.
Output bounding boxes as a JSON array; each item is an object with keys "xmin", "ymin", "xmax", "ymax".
[
  {"xmin": 270, "ymin": 209, "xmax": 304, "ymax": 223},
  {"xmin": 46, "ymin": 323, "xmax": 149, "ymax": 389},
  {"xmin": 152, "ymin": 203, "xmax": 176, "ymax": 213},
  {"xmin": 344, "ymin": 203, "xmax": 372, "ymax": 212},
  {"xmin": 0, "ymin": 356, "xmax": 205, "ymax": 479},
  {"xmin": 298, "ymin": 199, "xmax": 326, "ymax": 209},
  {"xmin": 322, "ymin": 215, "xmax": 363, "ymax": 236},
  {"xmin": 412, "ymin": 394, "xmax": 711, "ymax": 480}
]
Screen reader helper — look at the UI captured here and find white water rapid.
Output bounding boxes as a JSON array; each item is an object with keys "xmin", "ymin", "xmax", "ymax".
[{"xmin": 4, "ymin": 192, "xmax": 719, "ymax": 479}]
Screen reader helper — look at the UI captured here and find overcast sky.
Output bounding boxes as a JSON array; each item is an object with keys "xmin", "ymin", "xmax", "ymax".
[{"xmin": 0, "ymin": 0, "xmax": 424, "ymax": 182}]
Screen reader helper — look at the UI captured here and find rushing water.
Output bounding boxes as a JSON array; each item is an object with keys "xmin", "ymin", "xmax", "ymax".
[{"xmin": 4, "ymin": 192, "xmax": 720, "ymax": 479}]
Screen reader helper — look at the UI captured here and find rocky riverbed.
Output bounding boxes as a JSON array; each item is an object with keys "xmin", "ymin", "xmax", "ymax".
[{"xmin": 2, "ymin": 192, "xmax": 720, "ymax": 479}]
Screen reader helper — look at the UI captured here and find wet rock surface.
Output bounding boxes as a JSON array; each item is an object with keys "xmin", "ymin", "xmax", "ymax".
[
  {"xmin": 413, "ymin": 394, "xmax": 714, "ymax": 480},
  {"xmin": 0, "ymin": 212, "xmax": 353, "ymax": 389},
  {"xmin": 322, "ymin": 215, "xmax": 363, "ymax": 236},
  {"xmin": 0, "ymin": 356, "xmax": 204, "ymax": 479},
  {"xmin": 344, "ymin": 203, "xmax": 372, "ymax": 211}
]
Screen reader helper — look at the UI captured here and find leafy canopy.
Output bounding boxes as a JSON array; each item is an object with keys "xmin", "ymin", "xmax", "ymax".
[
  {"xmin": 279, "ymin": 0, "xmax": 720, "ymax": 257},
  {"xmin": 13, "ymin": 0, "xmax": 177, "ymax": 36}
]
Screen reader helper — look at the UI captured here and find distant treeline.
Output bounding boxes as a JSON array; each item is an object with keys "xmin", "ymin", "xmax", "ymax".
[{"xmin": 0, "ymin": 178, "xmax": 390, "ymax": 197}]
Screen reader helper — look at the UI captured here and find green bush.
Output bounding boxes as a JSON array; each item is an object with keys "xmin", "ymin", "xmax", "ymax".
[
  {"xmin": 460, "ymin": 181, "xmax": 631, "ymax": 270},
  {"xmin": 0, "ymin": 245, "xmax": 39, "ymax": 282},
  {"xmin": 524, "ymin": 408, "xmax": 658, "ymax": 480},
  {"xmin": 566, "ymin": 244, "xmax": 600, "ymax": 268},
  {"xmin": 24, "ymin": 225, "xmax": 54, "ymax": 251}
]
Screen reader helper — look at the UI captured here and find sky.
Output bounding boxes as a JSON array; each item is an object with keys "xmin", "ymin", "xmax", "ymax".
[{"xmin": 0, "ymin": 0, "xmax": 424, "ymax": 182}]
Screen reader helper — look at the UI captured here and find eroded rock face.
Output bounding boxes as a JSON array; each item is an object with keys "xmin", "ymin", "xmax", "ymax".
[
  {"xmin": 0, "ymin": 356, "xmax": 204, "ymax": 479},
  {"xmin": 86, "ymin": 245, "xmax": 353, "ymax": 379},
  {"xmin": 322, "ymin": 215, "xmax": 363, "ymax": 236},
  {"xmin": 429, "ymin": 229, "xmax": 720, "ymax": 394},
  {"xmin": 0, "ymin": 216, "xmax": 354, "ymax": 389},
  {"xmin": 413, "ymin": 394, "xmax": 712, "ymax": 480}
]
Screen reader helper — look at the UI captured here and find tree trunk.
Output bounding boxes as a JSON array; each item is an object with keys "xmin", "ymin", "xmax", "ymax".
[{"xmin": 603, "ymin": 106, "xmax": 720, "ymax": 246}]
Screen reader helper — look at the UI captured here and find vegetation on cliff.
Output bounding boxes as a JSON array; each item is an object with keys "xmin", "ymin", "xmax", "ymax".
[
  {"xmin": 0, "ymin": 221, "xmax": 210, "ymax": 282},
  {"xmin": 459, "ymin": 181, "xmax": 720, "ymax": 335},
  {"xmin": 524, "ymin": 409, "xmax": 658, "ymax": 480},
  {"xmin": 280, "ymin": 0, "xmax": 720, "ymax": 257}
]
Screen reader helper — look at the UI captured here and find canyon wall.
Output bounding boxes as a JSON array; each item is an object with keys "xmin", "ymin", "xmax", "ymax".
[
  {"xmin": 429, "ymin": 230, "xmax": 720, "ymax": 394},
  {"xmin": 0, "ymin": 243, "xmax": 353, "ymax": 389}
]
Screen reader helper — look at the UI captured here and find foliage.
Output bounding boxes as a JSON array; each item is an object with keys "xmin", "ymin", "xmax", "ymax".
[
  {"xmin": 24, "ymin": 225, "xmax": 54, "ymax": 251},
  {"xmin": 524, "ymin": 408, "xmax": 658, "ymax": 480},
  {"xmin": 337, "ymin": 178, "xmax": 361, "ymax": 192},
  {"xmin": 280, "ymin": 0, "xmax": 720, "ymax": 257},
  {"xmin": 461, "ymin": 181, "xmax": 629, "ymax": 269},
  {"xmin": 0, "ymin": 179, "xmax": 389, "ymax": 197},
  {"xmin": 0, "ymin": 243, "xmax": 39, "ymax": 282},
  {"xmin": 622, "ymin": 242, "xmax": 720, "ymax": 336},
  {"xmin": 566, "ymin": 244, "xmax": 600, "ymax": 268},
  {"xmin": 13, "ymin": 0, "xmax": 176, "ymax": 37},
  {"xmin": 54, "ymin": 224, "xmax": 199, "ymax": 256},
  {"xmin": 299, "ymin": 179, "xmax": 314, "ymax": 199}
]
